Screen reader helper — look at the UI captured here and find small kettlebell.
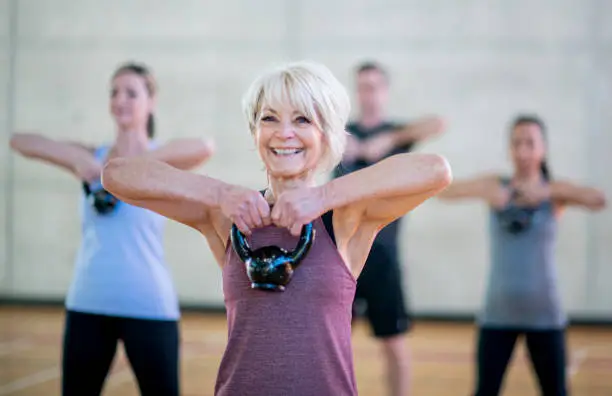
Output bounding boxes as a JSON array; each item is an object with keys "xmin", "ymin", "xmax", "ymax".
[
  {"xmin": 498, "ymin": 187, "xmax": 537, "ymax": 234},
  {"xmin": 231, "ymin": 223, "xmax": 316, "ymax": 292},
  {"xmin": 498, "ymin": 206, "xmax": 535, "ymax": 234},
  {"xmin": 83, "ymin": 180, "xmax": 119, "ymax": 215}
]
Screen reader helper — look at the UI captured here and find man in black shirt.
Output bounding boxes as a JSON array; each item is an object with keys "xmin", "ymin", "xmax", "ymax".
[{"xmin": 333, "ymin": 62, "xmax": 445, "ymax": 396}]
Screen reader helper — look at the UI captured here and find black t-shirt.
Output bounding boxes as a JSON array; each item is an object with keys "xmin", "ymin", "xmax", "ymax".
[{"xmin": 332, "ymin": 121, "xmax": 415, "ymax": 249}]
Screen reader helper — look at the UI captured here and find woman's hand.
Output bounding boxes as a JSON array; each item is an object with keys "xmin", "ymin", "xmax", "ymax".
[
  {"xmin": 220, "ymin": 186, "xmax": 271, "ymax": 235},
  {"xmin": 512, "ymin": 182, "xmax": 551, "ymax": 207},
  {"xmin": 74, "ymin": 158, "xmax": 103, "ymax": 183},
  {"xmin": 271, "ymin": 187, "xmax": 326, "ymax": 236}
]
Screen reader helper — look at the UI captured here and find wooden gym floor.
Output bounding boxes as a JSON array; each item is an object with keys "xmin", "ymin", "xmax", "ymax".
[{"xmin": 1, "ymin": 306, "xmax": 611, "ymax": 395}]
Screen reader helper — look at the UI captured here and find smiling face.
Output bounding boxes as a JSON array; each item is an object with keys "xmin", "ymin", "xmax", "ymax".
[
  {"xmin": 242, "ymin": 62, "xmax": 352, "ymax": 179},
  {"xmin": 256, "ymin": 104, "xmax": 325, "ymax": 178}
]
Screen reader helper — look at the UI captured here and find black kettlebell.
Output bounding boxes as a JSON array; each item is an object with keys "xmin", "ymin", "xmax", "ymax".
[
  {"xmin": 498, "ymin": 187, "xmax": 538, "ymax": 234},
  {"xmin": 231, "ymin": 223, "xmax": 316, "ymax": 292},
  {"xmin": 498, "ymin": 205, "xmax": 535, "ymax": 234},
  {"xmin": 82, "ymin": 181, "xmax": 119, "ymax": 215}
]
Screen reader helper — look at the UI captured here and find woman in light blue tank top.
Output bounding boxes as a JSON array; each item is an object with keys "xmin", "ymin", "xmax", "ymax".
[
  {"xmin": 10, "ymin": 62, "xmax": 215, "ymax": 395},
  {"xmin": 438, "ymin": 115, "xmax": 606, "ymax": 396}
]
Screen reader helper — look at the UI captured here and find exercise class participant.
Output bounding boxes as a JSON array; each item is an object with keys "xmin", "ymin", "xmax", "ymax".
[
  {"xmin": 10, "ymin": 62, "xmax": 215, "ymax": 396},
  {"xmin": 101, "ymin": 61, "xmax": 452, "ymax": 396},
  {"xmin": 438, "ymin": 115, "xmax": 606, "ymax": 396},
  {"xmin": 333, "ymin": 61, "xmax": 445, "ymax": 396}
]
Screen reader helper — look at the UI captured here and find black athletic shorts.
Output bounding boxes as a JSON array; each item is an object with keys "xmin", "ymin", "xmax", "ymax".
[{"xmin": 353, "ymin": 242, "xmax": 411, "ymax": 338}]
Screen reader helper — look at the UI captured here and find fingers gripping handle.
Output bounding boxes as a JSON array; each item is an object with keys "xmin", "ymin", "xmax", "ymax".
[{"xmin": 82, "ymin": 182, "xmax": 92, "ymax": 195}]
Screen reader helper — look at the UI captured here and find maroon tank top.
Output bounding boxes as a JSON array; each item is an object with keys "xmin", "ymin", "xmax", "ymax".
[{"xmin": 214, "ymin": 212, "xmax": 358, "ymax": 396}]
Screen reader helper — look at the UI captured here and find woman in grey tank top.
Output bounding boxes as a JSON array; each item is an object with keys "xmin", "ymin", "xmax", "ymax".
[
  {"xmin": 438, "ymin": 115, "xmax": 606, "ymax": 396},
  {"xmin": 100, "ymin": 61, "xmax": 453, "ymax": 395}
]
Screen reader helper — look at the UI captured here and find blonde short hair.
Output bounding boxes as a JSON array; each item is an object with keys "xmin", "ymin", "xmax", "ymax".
[{"xmin": 242, "ymin": 61, "xmax": 351, "ymax": 173}]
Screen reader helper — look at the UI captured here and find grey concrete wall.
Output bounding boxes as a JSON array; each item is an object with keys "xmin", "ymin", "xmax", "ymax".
[{"xmin": 2, "ymin": 0, "xmax": 611, "ymax": 318}]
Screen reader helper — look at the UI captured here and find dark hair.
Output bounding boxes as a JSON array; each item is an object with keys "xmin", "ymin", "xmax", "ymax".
[
  {"xmin": 510, "ymin": 114, "xmax": 551, "ymax": 180},
  {"xmin": 146, "ymin": 114, "xmax": 155, "ymax": 139},
  {"xmin": 355, "ymin": 61, "xmax": 389, "ymax": 82},
  {"xmin": 112, "ymin": 62, "xmax": 157, "ymax": 139}
]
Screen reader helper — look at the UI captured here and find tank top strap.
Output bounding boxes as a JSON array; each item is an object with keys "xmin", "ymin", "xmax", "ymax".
[
  {"xmin": 498, "ymin": 175, "xmax": 511, "ymax": 186},
  {"xmin": 93, "ymin": 145, "xmax": 111, "ymax": 162},
  {"xmin": 321, "ymin": 211, "xmax": 336, "ymax": 246}
]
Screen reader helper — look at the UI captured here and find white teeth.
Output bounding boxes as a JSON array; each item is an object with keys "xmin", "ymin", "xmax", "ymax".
[{"xmin": 272, "ymin": 148, "xmax": 302, "ymax": 155}]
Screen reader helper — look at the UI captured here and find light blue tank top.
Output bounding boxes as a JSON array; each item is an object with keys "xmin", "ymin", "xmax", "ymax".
[
  {"xmin": 478, "ymin": 178, "xmax": 566, "ymax": 329},
  {"xmin": 66, "ymin": 144, "xmax": 180, "ymax": 320}
]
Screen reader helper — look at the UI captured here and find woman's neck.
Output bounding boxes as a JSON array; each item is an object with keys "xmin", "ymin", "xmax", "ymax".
[
  {"xmin": 266, "ymin": 173, "xmax": 316, "ymax": 202},
  {"xmin": 113, "ymin": 128, "xmax": 149, "ymax": 157}
]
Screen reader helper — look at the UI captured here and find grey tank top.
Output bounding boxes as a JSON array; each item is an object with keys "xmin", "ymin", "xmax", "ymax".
[{"xmin": 479, "ymin": 178, "xmax": 567, "ymax": 329}]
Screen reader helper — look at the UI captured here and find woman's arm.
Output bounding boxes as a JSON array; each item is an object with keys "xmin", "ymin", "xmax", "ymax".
[
  {"xmin": 101, "ymin": 157, "xmax": 225, "ymax": 230},
  {"xmin": 101, "ymin": 157, "xmax": 269, "ymax": 266},
  {"xmin": 358, "ymin": 116, "xmax": 446, "ymax": 162},
  {"xmin": 144, "ymin": 138, "xmax": 216, "ymax": 170},
  {"xmin": 436, "ymin": 173, "xmax": 509, "ymax": 208},
  {"xmin": 257, "ymin": 153, "xmax": 449, "ymax": 276},
  {"xmin": 392, "ymin": 115, "xmax": 446, "ymax": 145},
  {"xmin": 550, "ymin": 180, "xmax": 606, "ymax": 211},
  {"xmin": 298, "ymin": 152, "xmax": 449, "ymax": 277},
  {"xmin": 64, "ymin": 141, "xmax": 96, "ymax": 153},
  {"xmin": 10, "ymin": 133, "xmax": 101, "ymax": 182},
  {"xmin": 322, "ymin": 153, "xmax": 452, "ymax": 229}
]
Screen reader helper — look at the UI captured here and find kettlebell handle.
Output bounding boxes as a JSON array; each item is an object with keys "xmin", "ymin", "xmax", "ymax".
[
  {"xmin": 82, "ymin": 180, "xmax": 119, "ymax": 215},
  {"xmin": 288, "ymin": 223, "xmax": 315, "ymax": 263},
  {"xmin": 230, "ymin": 224, "xmax": 253, "ymax": 263},
  {"xmin": 82, "ymin": 181, "xmax": 92, "ymax": 195},
  {"xmin": 230, "ymin": 222, "xmax": 315, "ymax": 264}
]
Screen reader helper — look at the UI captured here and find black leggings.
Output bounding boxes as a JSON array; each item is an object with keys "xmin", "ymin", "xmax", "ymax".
[
  {"xmin": 474, "ymin": 327, "xmax": 567, "ymax": 396},
  {"xmin": 62, "ymin": 310, "xmax": 180, "ymax": 396}
]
